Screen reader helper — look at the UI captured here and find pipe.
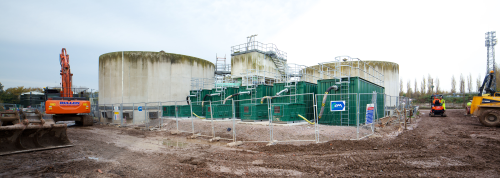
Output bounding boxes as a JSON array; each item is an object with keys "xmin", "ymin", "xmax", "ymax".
[
  {"xmin": 318, "ymin": 85, "xmax": 338, "ymax": 120},
  {"xmin": 202, "ymin": 94, "xmax": 210, "ymax": 107},
  {"xmin": 239, "ymin": 91, "xmax": 250, "ymax": 95},
  {"xmin": 202, "ymin": 93, "xmax": 221, "ymax": 107},
  {"xmin": 223, "ymin": 91, "xmax": 251, "ymax": 104},
  {"xmin": 261, "ymin": 96, "xmax": 275, "ymax": 104},
  {"xmin": 186, "ymin": 95, "xmax": 196, "ymax": 105},
  {"xmin": 298, "ymin": 114, "xmax": 314, "ymax": 125},
  {"xmin": 222, "ymin": 93, "xmax": 240, "ymax": 104},
  {"xmin": 275, "ymin": 88, "xmax": 289, "ymax": 96},
  {"xmin": 192, "ymin": 112, "xmax": 205, "ymax": 119},
  {"xmin": 261, "ymin": 88, "xmax": 289, "ymax": 104}
]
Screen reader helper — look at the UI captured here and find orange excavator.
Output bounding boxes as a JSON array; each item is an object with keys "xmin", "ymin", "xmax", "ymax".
[
  {"xmin": 0, "ymin": 48, "xmax": 88, "ymax": 155},
  {"xmin": 45, "ymin": 48, "xmax": 93, "ymax": 126}
]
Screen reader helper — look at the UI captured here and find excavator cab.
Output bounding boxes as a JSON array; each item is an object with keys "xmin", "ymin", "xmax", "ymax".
[
  {"xmin": 470, "ymin": 71, "xmax": 500, "ymax": 126},
  {"xmin": 429, "ymin": 95, "xmax": 446, "ymax": 117}
]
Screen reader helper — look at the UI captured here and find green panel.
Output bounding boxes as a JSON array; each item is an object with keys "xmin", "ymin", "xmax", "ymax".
[
  {"xmin": 177, "ymin": 105, "xmax": 203, "ymax": 117},
  {"xmin": 224, "ymin": 87, "xmax": 239, "ymax": 97},
  {"xmin": 255, "ymin": 85, "xmax": 273, "ymax": 98},
  {"xmin": 162, "ymin": 106, "xmax": 176, "ymax": 117},
  {"xmin": 238, "ymin": 87, "xmax": 253, "ymax": 105},
  {"xmin": 240, "ymin": 103, "xmax": 268, "ymax": 121},
  {"xmin": 205, "ymin": 104, "xmax": 233, "ymax": 119},
  {"xmin": 271, "ymin": 81, "xmax": 317, "ymax": 120},
  {"xmin": 222, "ymin": 87, "xmax": 240, "ymax": 118},
  {"xmin": 190, "ymin": 89, "xmax": 212, "ymax": 105},
  {"xmin": 271, "ymin": 103, "xmax": 306, "ymax": 123},
  {"xmin": 316, "ymin": 77, "xmax": 385, "ymax": 126},
  {"xmin": 238, "ymin": 85, "xmax": 273, "ymax": 104},
  {"xmin": 209, "ymin": 89, "xmax": 224, "ymax": 102}
]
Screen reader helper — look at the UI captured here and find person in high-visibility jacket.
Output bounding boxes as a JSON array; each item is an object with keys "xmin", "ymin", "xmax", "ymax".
[{"xmin": 440, "ymin": 97, "xmax": 446, "ymax": 111}]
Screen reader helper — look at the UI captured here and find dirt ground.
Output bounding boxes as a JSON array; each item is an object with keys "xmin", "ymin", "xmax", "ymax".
[{"xmin": 1, "ymin": 109, "xmax": 499, "ymax": 177}]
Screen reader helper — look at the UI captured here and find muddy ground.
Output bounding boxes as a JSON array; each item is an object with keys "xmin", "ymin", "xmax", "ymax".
[{"xmin": 1, "ymin": 109, "xmax": 499, "ymax": 177}]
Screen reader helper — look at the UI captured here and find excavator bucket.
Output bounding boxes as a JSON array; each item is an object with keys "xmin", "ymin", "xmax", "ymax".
[{"xmin": 0, "ymin": 110, "xmax": 72, "ymax": 156}]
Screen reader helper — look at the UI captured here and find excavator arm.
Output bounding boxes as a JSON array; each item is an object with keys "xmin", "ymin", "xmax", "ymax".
[{"xmin": 59, "ymin": 48, "xmax": 73, "ymax": 98}]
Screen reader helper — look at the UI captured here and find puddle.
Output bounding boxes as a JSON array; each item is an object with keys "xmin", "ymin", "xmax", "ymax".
[
  {"xmin": 163, "ymin": 140, "xmax": 188, "ymax": 148},
  {"xmin": 88, "ymin": 157, "xmax": 99, "ymax": 161}
]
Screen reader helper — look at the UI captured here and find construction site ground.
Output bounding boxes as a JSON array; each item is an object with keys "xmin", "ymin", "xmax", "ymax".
[{"xmin": 1, "ymin": 109, "xmax": 499, "ymax": 177}]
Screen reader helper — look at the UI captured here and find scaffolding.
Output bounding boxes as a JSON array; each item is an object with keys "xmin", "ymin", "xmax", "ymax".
[
  {"xmin": 240, "ymin": 69, "xmax": 282, "ymax": 89},
  {"xmin": 231, "ymin": 35, "xmax": 287, "ymax": 75},
  {"xmin": 214, "ymin": 54, "xmax": 233, "ymax": 92},
  {"xmin": 316, "ymin": 56, "xmax": 384, "ymax": 87},
  {"xmin": 190, "ymin": 77, "xmax": 215, "ymax": 90}
]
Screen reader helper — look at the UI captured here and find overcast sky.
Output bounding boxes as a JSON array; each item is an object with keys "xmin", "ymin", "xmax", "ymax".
[{"xmin": 0, "ymin": 0, "xmax": 498, "ymax": 93}]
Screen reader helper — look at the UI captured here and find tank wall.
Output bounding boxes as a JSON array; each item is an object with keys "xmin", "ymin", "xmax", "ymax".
[
  {"xmin": 99, "ymin": 51, "xmax": 215, "ymax": 105},
  {"xmin": 304, "ymin": 61, "xmax": 399, "ymax": 97},
  {"xmin": 231, "ymin": 52, "xmax": 280, "ymax": 79}
]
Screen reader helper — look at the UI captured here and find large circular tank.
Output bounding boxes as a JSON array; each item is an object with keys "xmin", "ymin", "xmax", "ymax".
[
  {"xmin": 99, "ymin": 51, "xmax": 215, "ymax": 104},
  {"xmin": 304, "ymin": 61, "xmax": 399, "ymax": 97}
]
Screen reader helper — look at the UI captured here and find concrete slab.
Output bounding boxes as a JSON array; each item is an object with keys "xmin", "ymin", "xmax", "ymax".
[
  {"xmin": 202, "ymin": 119, "xmax": 241, "ymax": 122},
  {"xmin": 237, "ymin": 121, "xmax": 309, "ymax": 126}
]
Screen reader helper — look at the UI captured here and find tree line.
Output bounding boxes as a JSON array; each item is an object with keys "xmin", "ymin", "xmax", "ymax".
[
  {"xmin": 400, "ymin": 67, "xmax": 500, "ymax": 104},
  {"xmin": 0, "ymin": 82, "xmax": 45, "ymax": 104},
  {"xmin": 399, "ymin": 73, "xmax": 484, "ymax": 98}
]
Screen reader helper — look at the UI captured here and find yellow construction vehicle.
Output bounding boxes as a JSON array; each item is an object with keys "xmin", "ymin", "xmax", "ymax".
[{"xmin": 470, "ymin": 71, "xmax": 500, "ymax": 127}]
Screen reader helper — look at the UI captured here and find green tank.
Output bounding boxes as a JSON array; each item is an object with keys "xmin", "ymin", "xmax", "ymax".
[{"xmin": 317, "ymin": 77, "xmax": 384, "ymax": 126}]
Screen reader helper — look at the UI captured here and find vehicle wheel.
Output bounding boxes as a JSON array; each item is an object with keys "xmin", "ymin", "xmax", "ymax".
[
  {"xmin": 442, "ymin": 113, "xmax": 447, "ymax": 117},
  {"xmin": 479, "ymin": 109, "xmax": 500, "ymax": 127},
  {"xmin": 82, "ymin": 115, "xmax": 93, "ymax": 126}
]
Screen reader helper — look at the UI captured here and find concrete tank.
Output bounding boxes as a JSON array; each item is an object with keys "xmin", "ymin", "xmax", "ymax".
[
  {"xmin": 231, "ymin": 52, "xmax": 281, "ymax": 80},
  {"xmin": 99, "ymin": 51, "xmax": 215, "ymax": 105},
  {"xmin": 305, "ymin": 61, "xmax": 399, "ymax": 97}
]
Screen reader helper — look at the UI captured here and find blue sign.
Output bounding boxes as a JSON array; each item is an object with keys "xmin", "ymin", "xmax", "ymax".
[
  {"xmin": 366, "ymin": 104, "xmax": 374, "ymax": 124},
  {"xmin": 60, "ymin": 101, "xmax": 80, "ymax": 106},
  {"xmin": 330, "ymin": 101, "xmax": 345, "ymax": 111},
  {"xmin": 138, "ymin": 106, "xmax": 143, "ymax": 112}
]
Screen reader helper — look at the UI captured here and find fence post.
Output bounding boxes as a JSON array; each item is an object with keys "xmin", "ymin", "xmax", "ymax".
[
  {"xmin": 268, "ymin": 98, "xmax": 273, "ymax": 143},
  {"xmin": 232, "ymin": 99, "xmax": 236, "ymax": 142},
  {"xmin": 190, "ymin": 99, "xmax": 194, "ymax": 134},
  {"xmin": 120, "ymin": 103, "xmax": 123, "ymax": 126},
  {"xmin": 132, "ymin": 103, "xmax": 135, "ymax": 125},
  {"xmin": 210, "ymin": 100, "xmax": 214, "ymax": 138},
  {"xmin": 145, "ymin": 102, "xmax": 148, "ymax": 129},
  {"xmin": 175, "ymin": 101, "xmax": 178, "ymax": 131},
  {"xmin": 159, "ymin": 102, "xmax": 162, "ymax": 130},
  {"xmin": 356, "ymin": 93, "xmax": 360, "ymax": 140},
  {"xmin": 313, "ymin": 93, "xmax": 319, "ymax": 143}
]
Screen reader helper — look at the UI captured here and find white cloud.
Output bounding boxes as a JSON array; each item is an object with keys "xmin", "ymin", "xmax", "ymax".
[{"xmin": 269, "ymin": 0, "xmax": 499, "ymax": 92}]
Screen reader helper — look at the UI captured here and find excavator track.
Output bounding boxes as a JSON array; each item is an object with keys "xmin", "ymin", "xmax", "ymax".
[{"xmin": 0, "ymin": 110, "xmax": 72, "ymax": 156}]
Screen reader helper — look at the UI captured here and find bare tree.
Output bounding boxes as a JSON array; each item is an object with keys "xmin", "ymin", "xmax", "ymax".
[
  {"xmin": 421, "ymin": 76, "xmax": 426, "ymax": 95},
  {"xmin": 476, "ymin": 74, "xmax": 482, "ymax": 92},
  {"xmin": 400, "ymin": 78, "xmax": 403, "ymax": 96},
  {"xmin": 467, "ymin": 73, "xmax": 473, "ymax": 93},
  {"xmin": 459, "ymin": 74, "xmax": 465, "ymax": 94},
  {"xmin": 428, "ymin": 74, "xmax": 433, "ymax": 94},
  {"xmin": 414, "ymin": 78, "xmax": 418, "ymax": 96},
  {"xmin": 451, "ymin": 75, "xmax": 456, "ymax": 94},
  {"xmin": 407, "ymin": 80, "xmax": 412, "ymax": 97},
  {"xmin": 435, "ymin": 78, "xmax": 440, "ymax": 93}
]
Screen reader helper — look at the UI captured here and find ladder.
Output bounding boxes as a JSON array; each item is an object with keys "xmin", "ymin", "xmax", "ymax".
[
  {"xmin": 339, "ymin": 77, "xmax": 350, "ymax": 126},
  {"xmin": 265, "ymin": 53, "xmax": 286, "ymax": 76},
  {"xmin": 215, "ymin": 54, "xmax": 228, "ymax": 92},
  {"xmin": 286, "ymin": 81, "xmax": 297, "ymax": 103}
]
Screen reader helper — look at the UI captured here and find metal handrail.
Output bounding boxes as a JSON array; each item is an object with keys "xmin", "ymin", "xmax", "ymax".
[{"xmin": 231, "ymin": 41, "xmax": 287, "ymax": 61}]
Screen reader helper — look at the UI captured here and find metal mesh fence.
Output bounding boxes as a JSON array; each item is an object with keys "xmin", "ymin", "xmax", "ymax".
[{"xmin": 95, "ymin": 92, "xmax": 413, "ymax": 144}]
